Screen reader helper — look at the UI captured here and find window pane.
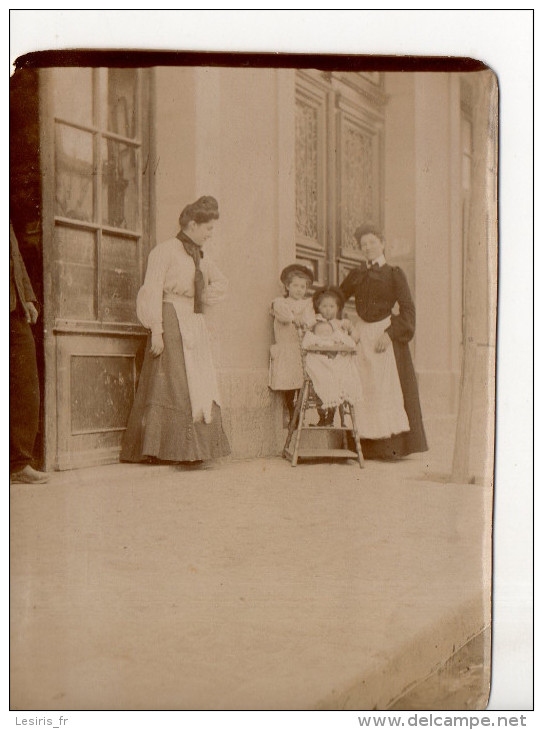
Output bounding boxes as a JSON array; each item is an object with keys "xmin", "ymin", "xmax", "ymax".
[
  {"xmin": 101, "ymin": 68, "xmax": 138, "ymax": 138},
  {"xmin": 56, "ymin": 226, "xmax": 96, "ymax": 320},
  {"xmin": 55, "ymin": 124, "xmax": 94, "ymax": 222},
  {"xmin": 101, "ymin": 140, "xmax": 139, "ymax": 230},
  {"xmin": 51, "ymin": 68, "xmax": 93, "ymax": 127},
  {"xmin": 101, "ymin": 234, "xmax": 139, "ymax": 323}
]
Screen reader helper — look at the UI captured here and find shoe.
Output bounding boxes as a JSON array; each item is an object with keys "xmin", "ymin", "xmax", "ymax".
[
  {"xmin": 175, "ymin": 460, "xmax": 214, "ymax": 471},
  {"xmin": 10, "ymin": 465, "xmax": 49, "ymax": 484}
]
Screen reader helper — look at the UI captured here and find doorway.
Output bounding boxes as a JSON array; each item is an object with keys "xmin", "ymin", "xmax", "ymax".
[
  {"xmin": 10, "ymin": 66, "xmax": 155, "ymax": 471},
  {"xmin": 38, "ymin": 67, "xmax": 154, "ymax": 470},
  {"xmin": 294, "ymin": 70, "xmax": 386, "ymax": 289},
  {"xmin": 10, "ymin": 68, "xmax": 45, "ymax": 468}
]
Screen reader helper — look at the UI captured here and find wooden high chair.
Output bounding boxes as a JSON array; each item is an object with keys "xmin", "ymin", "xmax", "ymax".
[{"xmin": 282, "ymin": 325, "xmax": 364, "ymax": 468}]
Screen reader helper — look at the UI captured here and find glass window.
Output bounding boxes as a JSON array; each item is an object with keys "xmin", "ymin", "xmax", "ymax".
[
  {"xmin": 51, "ymin": 68, "xmax": 94, "ymax": 126},
  {"xmin": 55, "ymin": 124, "xmax": 94, "ymax": 222},
  {"xmin": 101, "ymin": 68, "xmax": 138, "ymax": 138},
  {"xmin": 101, "ymin": 140, "xmax": 139, "ymax": 230},
  {"xmin": 101, "ymin": 234, "xmax": 139, "ymax": 322},
  {"xmin": 56, "ymin": 226, "xmax": 96, "ymax": 320},
  {"xmin": 53, "ymin": 68, "xmax": 146, "ymax": 326}
]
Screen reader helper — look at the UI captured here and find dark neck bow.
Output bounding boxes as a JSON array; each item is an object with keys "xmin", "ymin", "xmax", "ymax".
[
  {"xmin": 176, "ymin": 230, "xmax": 205, "ymax": 313},
  {"xmin": 361, "ymin": 260, "xmax": 386, "ymax": 281}
]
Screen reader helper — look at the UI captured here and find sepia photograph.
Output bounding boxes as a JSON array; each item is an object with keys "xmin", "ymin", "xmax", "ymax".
[{"xmin": 8, "ymin": 9, "xmax": 532, "ymax": 719}]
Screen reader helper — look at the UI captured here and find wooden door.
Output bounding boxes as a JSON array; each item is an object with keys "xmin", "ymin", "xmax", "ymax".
[
  {"xmin": 295, "ymin": 70, "xmax": 385, "ymax": 291},
  {"xmin": 39, "ymin": 67, "xmax": 154, "ymax": 470}
]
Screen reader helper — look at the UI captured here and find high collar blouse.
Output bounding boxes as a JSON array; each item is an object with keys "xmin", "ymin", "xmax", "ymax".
[
  {"xmin": 136, "ymin": 237, "xmax": 228, "ymax": 333},
  {"xmin": 340, "ymin": 262, "xmax": 416, "ymax": 344}
]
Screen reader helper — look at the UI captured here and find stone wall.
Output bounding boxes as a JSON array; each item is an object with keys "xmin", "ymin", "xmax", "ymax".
[
  {"xmin": 384, "ymin": 72, "xmax": 466, "ymax": 419},
  {"xmin": 153, "ymin": 68, "xmax": 493, "ymax": 461},
  {"xmin": 155, "ymin": 67, "xmax": 292, "ymax": 458}
]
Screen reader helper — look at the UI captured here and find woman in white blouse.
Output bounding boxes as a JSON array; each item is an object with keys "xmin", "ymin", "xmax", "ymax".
[{"xmin": 121, "ymin": 196, "xmax": 231, "ymax": 466}]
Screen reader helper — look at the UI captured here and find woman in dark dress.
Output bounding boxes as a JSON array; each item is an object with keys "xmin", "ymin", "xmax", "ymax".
[
  {"xmin": 120, "ymin": 196, "xmax": 231, "ymax": 465},
  {"xmin": 340, "ymin": 225, "xmax": 428, "ymax": 459}
]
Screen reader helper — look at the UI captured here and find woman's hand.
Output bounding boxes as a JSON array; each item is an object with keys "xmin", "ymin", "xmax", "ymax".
[
  {"xmin": 25, "ymin": 302, "xmax": 39, "ymax": 324},
  {"xmin": 375, "ymin": 332, "xmax": 392, "ymax": 353},
  {"xmin": 150, "ymin": 332, "xmax": 164, "ymax": 357}
]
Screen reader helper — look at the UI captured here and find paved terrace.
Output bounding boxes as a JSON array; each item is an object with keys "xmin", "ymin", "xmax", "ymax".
[{"xmin": 10, "ymin": 420, "xmax": 492, "ymax": 710}]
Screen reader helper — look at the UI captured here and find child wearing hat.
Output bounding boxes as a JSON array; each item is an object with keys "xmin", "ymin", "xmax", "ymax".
[
  {"xmin": 302, "ymin": 287, "xmax": 363, "ymax": 426},
  {"xmin": 269, "ymin": 264, "xmax": 316, "ymax": 423}
]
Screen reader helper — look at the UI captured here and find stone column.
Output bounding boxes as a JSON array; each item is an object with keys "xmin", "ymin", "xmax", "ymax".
[{"xmin": 451, "ymin": 70, "xmax": 498, "ymax": 484}]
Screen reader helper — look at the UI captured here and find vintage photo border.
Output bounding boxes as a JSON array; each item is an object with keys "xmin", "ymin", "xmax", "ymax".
[{"xmin": 6, "ymin": 8, "xmax": 534, "ymax": 721}]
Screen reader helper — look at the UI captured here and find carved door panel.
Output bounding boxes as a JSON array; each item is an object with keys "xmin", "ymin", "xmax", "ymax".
[
  {"xmin": 295, "ymin": 71, "xmax": 385, "ymax": 290},
  {"xmin": 335, "ymin": 86, "xmax": 384, "ymax": 286},
  {"xmin": 294, "ymin": 72, "xmax": 331, "ymax": 287},
  {"xmin": 39, "ymin": 67, "xmax": 153, "ymax": 469}
]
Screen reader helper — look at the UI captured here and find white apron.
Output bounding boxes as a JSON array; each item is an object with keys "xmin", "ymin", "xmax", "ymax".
[
  {"xmin": 352, "ymin": 316, "xmax": 409, "ymax": 439},
  {"xmin": 164, "ymin": 294, "xmax": 221, "ymax": 424}
]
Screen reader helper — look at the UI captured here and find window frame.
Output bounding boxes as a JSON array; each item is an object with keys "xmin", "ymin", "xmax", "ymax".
[{"xmin": 46, "ymin": 67, "xmax": 152, "ymax": 332}]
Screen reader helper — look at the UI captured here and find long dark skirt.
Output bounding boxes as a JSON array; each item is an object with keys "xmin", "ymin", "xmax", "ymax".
[
  {"xmin": 360, "ymin": 340, "xmax": 428, "ymax": 459},
  {"xmin": 120, "ymin": 303, "xmax": 231, "ymax": 463}
]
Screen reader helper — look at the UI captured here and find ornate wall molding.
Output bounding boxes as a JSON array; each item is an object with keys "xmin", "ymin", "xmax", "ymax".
[{"xmin": 333, "ymin": 71, "xmax": 388, "ymax": 109}]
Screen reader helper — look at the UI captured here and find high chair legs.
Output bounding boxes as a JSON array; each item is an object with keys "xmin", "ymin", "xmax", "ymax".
[
  {"xmin": 283, "ymin": 382, "xmax": 364, "ymax": 469},
  {"xmin": 290, "ymin": 381, "xmax": 310, "ymax": 466},
  {"xmin": 338, "ymin": 404, "xmax": 349, "ymax": 450},
  {"xmin": 345, "ymin": 401, "xmax": 365, "ymax": 467}
]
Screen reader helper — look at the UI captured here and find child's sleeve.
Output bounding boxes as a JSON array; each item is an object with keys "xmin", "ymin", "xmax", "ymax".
[
  {"xmin": 331, "ymin": 322, "xmax": 357, "ymax": 348},
  {"xmin": 339, "ymin": 318, "xmax": 360, "ymax": 343},
  {"xmin": 301, "ymin": 299, "xmax": 317, "ymax": 328},
  {"xmin": 271, "ymin": 297, "xmax": 294, "ymax": 324},
  {"xmin": 350, "ymin": 328, "xmax": 361, "ymax": 344},
  {"xmin": 339, "ymin": 317, "xmax": 354, "ymax": 335},
  {"xmin": 343, "ymin": 333, "xmax": 357, "ymax": 349}
]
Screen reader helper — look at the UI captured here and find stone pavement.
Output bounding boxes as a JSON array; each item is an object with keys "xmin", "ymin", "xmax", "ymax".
[
  {"xmin": 10, "ymin": 431, "xmax": 492, "ymax": 711},
  {"xmin": 390, "ymin": 628, "xmax": 491, "ymax": 711}
]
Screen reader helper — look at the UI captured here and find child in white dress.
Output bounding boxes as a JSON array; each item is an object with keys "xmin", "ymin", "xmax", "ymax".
[
  {"xmin": 269, "ymin": 264, "xmax": 316, "ymax": 422},
  {"xmin": 302, "ymin": 287, "xmax": 363, "ymax": 426}
]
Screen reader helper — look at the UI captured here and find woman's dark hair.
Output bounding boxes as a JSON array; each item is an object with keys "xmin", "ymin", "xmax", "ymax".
[
  {"xmin": 354, "ymin": 224, "xmax": 384, "ymax": 245},
  {"xmin": 179, "ymin": 196, "xmax": 219, "ymax": 228}
]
